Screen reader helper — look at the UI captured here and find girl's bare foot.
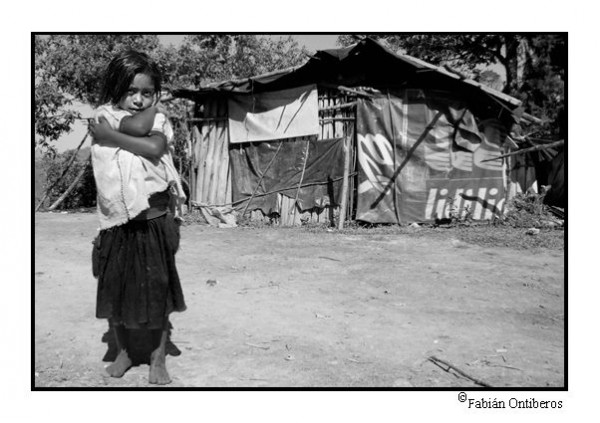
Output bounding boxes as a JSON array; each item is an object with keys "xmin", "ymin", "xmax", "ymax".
[
  {"xmin": 149, "ymin": 350, "xmax": 171, "ymax": 384},
  {"xmin": 105, "ymin": 350, "xmax": 132, "ymax": 377}
]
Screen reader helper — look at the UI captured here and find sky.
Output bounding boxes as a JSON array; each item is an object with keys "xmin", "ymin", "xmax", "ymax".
[
  {"xmin": 53, "ymin": 34, "xmax": 342, "ymax": 152},
  {"xmin": 158, "ymin": 34, "xmax": 340, "ymax": 52}
]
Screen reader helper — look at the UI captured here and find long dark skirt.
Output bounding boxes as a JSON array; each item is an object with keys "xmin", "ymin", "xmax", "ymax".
[{"xmin": 93, "ymin": 213, "xmax": 186, "ymax": 330}]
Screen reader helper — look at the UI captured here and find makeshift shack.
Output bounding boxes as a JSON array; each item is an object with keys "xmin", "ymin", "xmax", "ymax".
[{"xmin": 174, "ymin": 37, "xmax": 538, "ymax": 225}]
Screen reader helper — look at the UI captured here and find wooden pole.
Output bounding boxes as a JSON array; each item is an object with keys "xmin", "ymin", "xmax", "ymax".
[
  {"xmin": 337, "ymin": 136, "xmax": 351, "ymax": 230},
  {"xmin": 428, "ymin": 356, "xmax": 492, "ymax": 387},
  {"xmin": 386, "ymin": 91, "xmax": 401, "ymax": 225},
  {"xmin": 188, "ymin": 128, "xmax": 195, "ymax": 205},
  {"xmin": 47, "ymin": 158, "xmax": 91, "ymax": 211},
  {"xmin": 346, "ymin": 98, "xmax": 356, "ymax": 221},
  {"xmin": 481, "ymin": 140, "xmax": 564, "ymax": 162},
  {"xmin": 195, "ymin": 125, "xmax": 208, "ymax": 203}
]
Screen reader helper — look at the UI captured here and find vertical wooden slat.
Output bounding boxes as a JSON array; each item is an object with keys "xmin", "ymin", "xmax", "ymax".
[
  {"xmin": 217, "ymin": 99, "xmax": 228, "ymax": 205},
  {"xmin": 335, "ymin": 95, "xmax": 343, "ymax": 137},
  {"xmin": 189, "ymin": 126, "xmax": 198, "ymax": 203},
  {"xmin": 213, "ymin": 98, "xmax": 227, "ymax": 204},
  {"xmin": 194, "ymin": 123, "xmax": 205, "ymax": 202},
  {"xmin": 346, "ymin": 109, "xmax": 356, "ymax": 221},
  {"xmin": 277, "ymin": 193, "xmax": 286, "ymax": 225},
  {"xmin": 212, "ymin": 99, "xmax": 225, "ymax": 205},
  {"xmin": 196, "ymin": 121, "xmax": 209, "ymax": 202},
  {"xmin": 320, "ymin": 91, "xmax": 326, "ymax": 139},
  {"xmin": 325, "ymin": 91, "xmax": 331, "ymax": 139},
  {"xmin": 207, "ymin": 119, "xmax": 219, "ymax": 204},
  {"xmin": 211, "ymin": 100, "xmax": 220, "ymax": 204},
  {"xmin": 225, "ymin": 142, "xmax": 232, "ymax": 206},
  {"xmin": 319, "ymin": 93, "xmax": 324, "ymax": 140},
  {"xmin": 337, "ymin": 136, "xmax": 351, "ymax": 229},
  {"xmin": 202, "ymin": 101, "xmax": 217, "ymax": 203},
  {"xmin": 186, "ymin": 129, "xmax": 193, "ymax": 204},
  {"xmin": 209, "ymin": 119, "xmax": 225, "ymax": 204},
  {"xmin": 325, "ymin": 91, "xmax": 330, "ymax": 139},
  {"xmin": 279, "ymin": 194, "xmax": 303, "ymax": 226}
]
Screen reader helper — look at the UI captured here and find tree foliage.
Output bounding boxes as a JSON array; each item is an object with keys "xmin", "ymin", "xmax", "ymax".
[
  {"xmin": 34, "ymin": 36, "xmax": 79, "ymax": 154},
  {"xmin": 34, "ymin": 34, "xmax": 309, "ymax": 153},
  {"xmin": 167, "ymin": 35, "xmax": 308, "ymax": 89},
  {"xmin": 42, "ymin": 35, "xmax": 162, "ymax": 105}
]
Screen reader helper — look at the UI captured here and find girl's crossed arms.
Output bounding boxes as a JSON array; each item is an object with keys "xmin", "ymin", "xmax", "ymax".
[{"xmin": 89, "ymin": 104, "xmax": 168, "ymax": 160}]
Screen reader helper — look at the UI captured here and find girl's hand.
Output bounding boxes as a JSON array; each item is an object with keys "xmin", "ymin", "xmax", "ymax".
[{"xmin": 89, "ymin": 117, "xmax": 115, "ymax": 145}]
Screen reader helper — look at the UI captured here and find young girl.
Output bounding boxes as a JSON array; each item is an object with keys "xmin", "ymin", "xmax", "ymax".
[{"xmin": 89, "ymin": 50, "xmax": 186, "ymax": 385}]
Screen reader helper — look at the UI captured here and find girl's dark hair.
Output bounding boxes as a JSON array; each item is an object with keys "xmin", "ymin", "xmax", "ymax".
[{"xmin": 99, "ymin": 50, "xmax": 162, "ymax": 105}]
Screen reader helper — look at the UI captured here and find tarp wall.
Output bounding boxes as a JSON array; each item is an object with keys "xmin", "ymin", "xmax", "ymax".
[
  {"xmin": 230, "ymin": 137, "xmax": 346, "ymax": 214},
  {"xmin": 356, "ymin": 90, "xmax": 506, "ymax": 223}
]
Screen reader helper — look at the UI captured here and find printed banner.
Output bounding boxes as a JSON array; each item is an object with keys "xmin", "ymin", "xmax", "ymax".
[
  {"xmin": 228, "ymin": 84, "xmax": 319, "ymax": 144},
  {"xmin": 356, "ymin": 90, "xmax": 505, "ymax": 223}
]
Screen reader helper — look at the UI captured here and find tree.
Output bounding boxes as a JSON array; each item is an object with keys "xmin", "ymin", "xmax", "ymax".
[{"xmin": 517, "ymin": 35, "xmax": 565, "ymax": 139}]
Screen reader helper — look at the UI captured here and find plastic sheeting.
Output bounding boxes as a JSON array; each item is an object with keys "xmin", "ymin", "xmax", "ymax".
[
  {"xmin": 230, "ymin": 137, "xmax": 346, "ymax": 215},
  {"xmin": 356, "ymin": 90, "xmax": 506, "ymax": 223},
  {"xmin": 228, "ymin": 84, "xmax": 320, "ymax": 144}
]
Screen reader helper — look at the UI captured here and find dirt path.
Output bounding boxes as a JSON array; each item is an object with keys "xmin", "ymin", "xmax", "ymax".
[{"xmin": 34, "ymin": 212, "xmax": 564, "ymax": 388}]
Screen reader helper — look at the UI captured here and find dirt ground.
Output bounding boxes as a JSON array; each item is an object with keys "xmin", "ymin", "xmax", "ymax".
[{"xmin": 34, "ymin": 212, "xmax": 564, "ymax": 388}]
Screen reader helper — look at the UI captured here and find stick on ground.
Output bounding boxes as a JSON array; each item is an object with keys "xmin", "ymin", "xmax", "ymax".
[{"xmin": 428, "ymin": 355, "xmax": 493, "ymax": 387}]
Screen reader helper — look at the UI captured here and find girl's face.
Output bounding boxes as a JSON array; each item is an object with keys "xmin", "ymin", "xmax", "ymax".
[{"xmin": 118, "ymin": 73, "xmax": 157, "ymax": 114}]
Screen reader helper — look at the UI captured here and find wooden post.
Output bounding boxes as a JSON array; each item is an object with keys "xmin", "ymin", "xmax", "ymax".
[
  {"xmin": 387, "ymin": 91, "xmax": 400, "ymax": 225},
  {"xmin": 195, "ymin": 125, "xmax": 208, "ymax": 203},
  {"xmin": 337, "ymin": 136, "xmax": 351, "ymax": 230},
  {"xmin": 481, "ymin": 139, "xmax": 564, "ymax": 162},
  {"xmin": 188, "ymin": 128, "xmax": 195, "ymax": 205},
  {"xmin": 202, "ymin": 120, "xmax": 217, "ymax": 203}
]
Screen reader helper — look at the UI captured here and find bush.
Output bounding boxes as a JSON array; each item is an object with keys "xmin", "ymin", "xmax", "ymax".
[
  {"xmin": 499, "ymin": 192, "xmax": 561, "ymax": 228},
  {"xmin": 38, "ymin": 150, "xmax": 96, "ymax": 210}
]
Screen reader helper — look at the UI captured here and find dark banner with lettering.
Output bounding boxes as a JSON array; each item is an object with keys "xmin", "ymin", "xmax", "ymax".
[{"xmin": 356, "ymin": 90, "xmax": 505, "ymax": 223}]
